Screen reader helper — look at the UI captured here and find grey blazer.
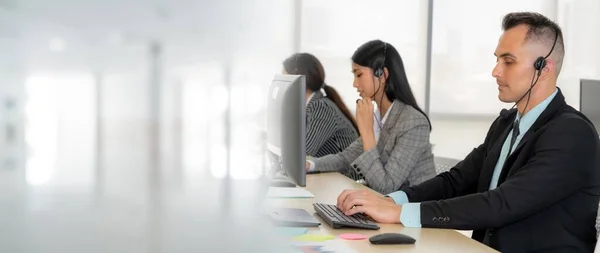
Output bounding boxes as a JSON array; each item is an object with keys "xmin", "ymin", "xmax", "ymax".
[
  {"xmin": 312, "ymin": 101, "xmax": 435, "ymax": 194},
  {"xmin": 306, "ymin": 91, "xmax": 359, "ymax": 157}
]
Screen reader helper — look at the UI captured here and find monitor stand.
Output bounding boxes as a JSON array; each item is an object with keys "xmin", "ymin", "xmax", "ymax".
[{"xmin": 270, "ymin": 178, "xmax": 296, "ymax": 188}]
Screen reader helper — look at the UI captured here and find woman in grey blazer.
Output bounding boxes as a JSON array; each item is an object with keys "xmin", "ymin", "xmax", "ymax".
[
  {"xmin": 283, "ymin": 53, "xmax": 359, "ymax": 158},
  {"xmin": 306, "ymin": 40, "xmax": 436, "ymax": 194}
]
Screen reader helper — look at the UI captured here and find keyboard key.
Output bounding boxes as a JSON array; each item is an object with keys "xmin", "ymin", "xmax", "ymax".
[{"xmin": 313, "ymin": 203, "xmax": 379, "ymax": 230}]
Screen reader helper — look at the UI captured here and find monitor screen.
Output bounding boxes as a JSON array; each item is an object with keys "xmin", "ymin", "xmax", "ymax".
[{"xmin": 266, "ymin": 74, "xmax": 306, "ymax": 186}]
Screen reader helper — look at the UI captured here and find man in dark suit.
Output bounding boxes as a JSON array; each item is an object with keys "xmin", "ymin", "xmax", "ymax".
[{"xmin": 336, "ymin": 12, "xmax": 600, "ymax": 252}]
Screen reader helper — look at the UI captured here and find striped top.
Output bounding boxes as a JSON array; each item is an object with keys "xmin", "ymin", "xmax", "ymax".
[{"xmin": 306, "ymin": 91, "xmax": 359, "ymax": 158}]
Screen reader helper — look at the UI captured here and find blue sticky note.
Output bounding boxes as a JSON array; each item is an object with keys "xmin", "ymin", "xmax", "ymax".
[{"xmin": 276, "ymin": 227, "xmax": 309, "ymax": 237}]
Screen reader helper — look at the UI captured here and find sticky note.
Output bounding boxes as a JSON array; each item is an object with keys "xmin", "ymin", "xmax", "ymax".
[
  {"xmin": 276, "ymin": 227, "xmax": 308, "ymax": 237},
  {"xmin": 292, "ymin": 234, "xmax": 335, "ymax": 242},
  {"xmin": 339, "ymin": 233, "xmax": 367, "ymax": 240},
  {"xmin": 293, "ymin": 245, "xmax": 335, "ymax": 253}
]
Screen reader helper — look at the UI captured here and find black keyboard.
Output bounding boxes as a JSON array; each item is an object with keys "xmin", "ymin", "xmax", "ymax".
[{"xmin": 313, "ymin": 203, "xmax": 380, "ymax": 230}]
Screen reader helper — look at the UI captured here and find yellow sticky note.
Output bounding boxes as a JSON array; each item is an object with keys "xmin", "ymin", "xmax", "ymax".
[{"xmin": 292, "ymin": 234, "xmax": 335, "ymax": 242}]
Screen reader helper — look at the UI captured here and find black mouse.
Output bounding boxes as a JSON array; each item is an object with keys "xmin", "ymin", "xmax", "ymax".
[
  {"xmin": 369, "ymin": 233, "xmax": 416, "ymax": 245},
  {"xmin": 270, "ymin": 180, "xmax": 296, "ymax": 188}
]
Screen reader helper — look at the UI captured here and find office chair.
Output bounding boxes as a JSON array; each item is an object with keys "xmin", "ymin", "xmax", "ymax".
[{"xmin": 434, "ymin": 156, "xmax": 460, "ymax": 174}]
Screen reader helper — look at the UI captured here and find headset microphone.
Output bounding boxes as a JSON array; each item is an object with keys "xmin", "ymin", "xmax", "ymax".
[
  {"xmin": 502, "ymin": 72, "xmax": 540, "ymax": 117},
  {"xmin": 499, "ymin": 108, "xmax": 510, "ymax": 119}
]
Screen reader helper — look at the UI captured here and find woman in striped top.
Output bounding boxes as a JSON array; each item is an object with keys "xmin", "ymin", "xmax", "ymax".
[
  {"xmin": 305, "ymin": 40, "xmax": 436, "ymax": 194},
  {"xmin": 282, "ymin": 53, "xmax": 359, "ymax": 158}
]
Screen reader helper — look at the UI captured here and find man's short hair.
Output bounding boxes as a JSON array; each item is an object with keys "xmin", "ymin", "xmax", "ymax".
[{"xmin": 502, "ymin": 12, "xmax": 565, "ymax": 74}]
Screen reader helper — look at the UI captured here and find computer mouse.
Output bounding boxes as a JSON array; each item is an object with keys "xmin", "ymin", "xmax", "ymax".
[
  {"xmin": 369, "ymin": 233, "xmax": 416, "ymax": 245},
  {"xmin": 270, "ymin": 180, "xmax": 296, "ymax": 188}
]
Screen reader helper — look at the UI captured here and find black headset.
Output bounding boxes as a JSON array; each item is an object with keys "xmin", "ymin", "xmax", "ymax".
[
  {"xmin": 501, "ymin": 27, "xmax": 559, "ymax": 118},
  {"xmin": 371, "ymin": 42, "xmax": 387, "ymax": 99},
  {"xmin": 371, "ymin": 42, "xmax": 388, "ymax": 128},
  {"xmin": 533, "ymin": 30, "xmax": 558, "ymax": 73},
  {"xmin": 498, "ymin": 28, "xmax": 559, "ymax": 169},
  {"xmin": 373, "ymin": 43, "xmax": 386, "ymax": 78}
]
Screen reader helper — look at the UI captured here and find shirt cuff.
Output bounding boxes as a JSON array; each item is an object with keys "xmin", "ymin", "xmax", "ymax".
[
  {"xmin": 307, "ymin": 160, "xmax": 316, "ymax": 172},
  {"xmin": 400, "ymin": 203, "xmax": 422, "ymax": 228},
  {"xmin": 386, "ymin": 191, "xmax": 409, "ymax": 204}
]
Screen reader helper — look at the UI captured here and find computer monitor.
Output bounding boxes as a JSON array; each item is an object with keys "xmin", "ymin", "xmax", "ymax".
[
  {"xmin": 266, "ymin": 74, "xmax": 306, "ymax": 187},
  {"xmin": 580, "ymin": 79, "xmax": 600, "ymax": 135}
]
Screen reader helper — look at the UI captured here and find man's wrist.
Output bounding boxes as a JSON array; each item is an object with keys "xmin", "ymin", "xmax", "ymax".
[{"xmin": 394, "ymin": 205, "xmax": 403, "ymax": 224}]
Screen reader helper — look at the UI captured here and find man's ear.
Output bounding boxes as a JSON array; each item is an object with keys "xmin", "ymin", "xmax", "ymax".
[{"xmin": 539, "ymin": 60, "xmax": 555, "ymax": 80}]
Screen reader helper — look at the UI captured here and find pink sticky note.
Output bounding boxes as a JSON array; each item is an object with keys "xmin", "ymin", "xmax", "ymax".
[{"xmin": 339, "ymin": 233, "xmax": 367, "ymax": 240}]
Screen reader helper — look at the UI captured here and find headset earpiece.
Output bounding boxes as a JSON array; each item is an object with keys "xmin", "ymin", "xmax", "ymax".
[
  {"xmin": 533, "ymin": 30, "xmax": 558, "ymax": 73},
  {"xmin": 372, "ymin": 42, "xmax": 387, "ymax": 78},
  {"xmin": 510, "ymin": 27, "xmax": 559, "ymax": 116},
  {"xmin": 369, "ymin": 41, "xmax": 388, "ymax": 106},
  {"xmin": 533, "ymin": 56, "xmax": 546, "ymax": 71},
  {"xmin": 374, "ymin": 68, "xmax": 384, "ymax": 78}
]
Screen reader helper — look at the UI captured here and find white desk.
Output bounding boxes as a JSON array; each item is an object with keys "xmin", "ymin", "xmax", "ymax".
[{"xmin": 265, "ymin": 172, "xmax": 499, "ymax": 253}]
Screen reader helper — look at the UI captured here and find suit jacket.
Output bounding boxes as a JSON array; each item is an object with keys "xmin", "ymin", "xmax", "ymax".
[
  {"xmin": 313, "ymin": 101, "xmax": 435, "ymax": 194},
  {"xmin": 403, "ymin": 89, "xmax": 600, "ymax": 252},
  {"xmin": 305, "ymin": 91, "xmax": 359, "ymax": 157}
]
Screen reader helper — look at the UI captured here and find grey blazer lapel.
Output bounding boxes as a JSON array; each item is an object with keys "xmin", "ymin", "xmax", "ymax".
[{"xmin": 377, "ymin": 102, "xmax": 405, "ymax": 151}]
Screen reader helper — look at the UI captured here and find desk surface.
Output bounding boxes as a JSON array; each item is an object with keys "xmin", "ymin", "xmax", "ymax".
[{"xmin": 266, "ymin": 172, "xmax": 498, "ymax": 253}]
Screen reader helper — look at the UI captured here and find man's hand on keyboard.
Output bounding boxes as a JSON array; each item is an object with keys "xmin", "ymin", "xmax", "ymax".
[{"xmin": 336, "ymin": 189, "xmax": 401, "ymax": 224}]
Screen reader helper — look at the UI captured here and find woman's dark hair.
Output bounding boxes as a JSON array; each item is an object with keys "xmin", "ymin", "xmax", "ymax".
[
  {"xmin": 283, "ymin": 53, "xmax": 358, "ymax": 132},
  {"xmin": 351, "ymin": 40, "xmax": 431, "ymax": 130}
]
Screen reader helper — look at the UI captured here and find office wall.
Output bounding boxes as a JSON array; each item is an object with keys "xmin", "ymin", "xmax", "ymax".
[
  {"xmin": 0, "ymin": 15, "xmax": 26, "ymax": 178},
  {"xmin": 175, "ymin": 0, "xmax": 296, "ymax": 181},
  {"xmin": 23, "ymin": 73, "xmax": 96, "ymax": 187},
  {"xmin": 430, "ymin": 0, "xmax": 600, "ymax": 117},
  {"xmin": 300, "ymin": 0, "xmax": 429, "ymax": 114},
  {"xmin": 0, "ymin": 0, "xmax": 296, "ymax": 185},
  {"xmin": 1, "ymin": 0, "xmax": 600, "ymax": 182},
  {"xmin": 425, "ymin": 0, "xmax": 600, "ymax": 159},
  {"xmin": 430, "ymin": 0, "xmax": 548, "ymax": 116},
  {"xmin": 4, "ymin": 2, "xmax": 600, "ymax": 250},
  {"xmin": 557, "ymin": 0, "xmax": 600, "ymax": 109}
]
